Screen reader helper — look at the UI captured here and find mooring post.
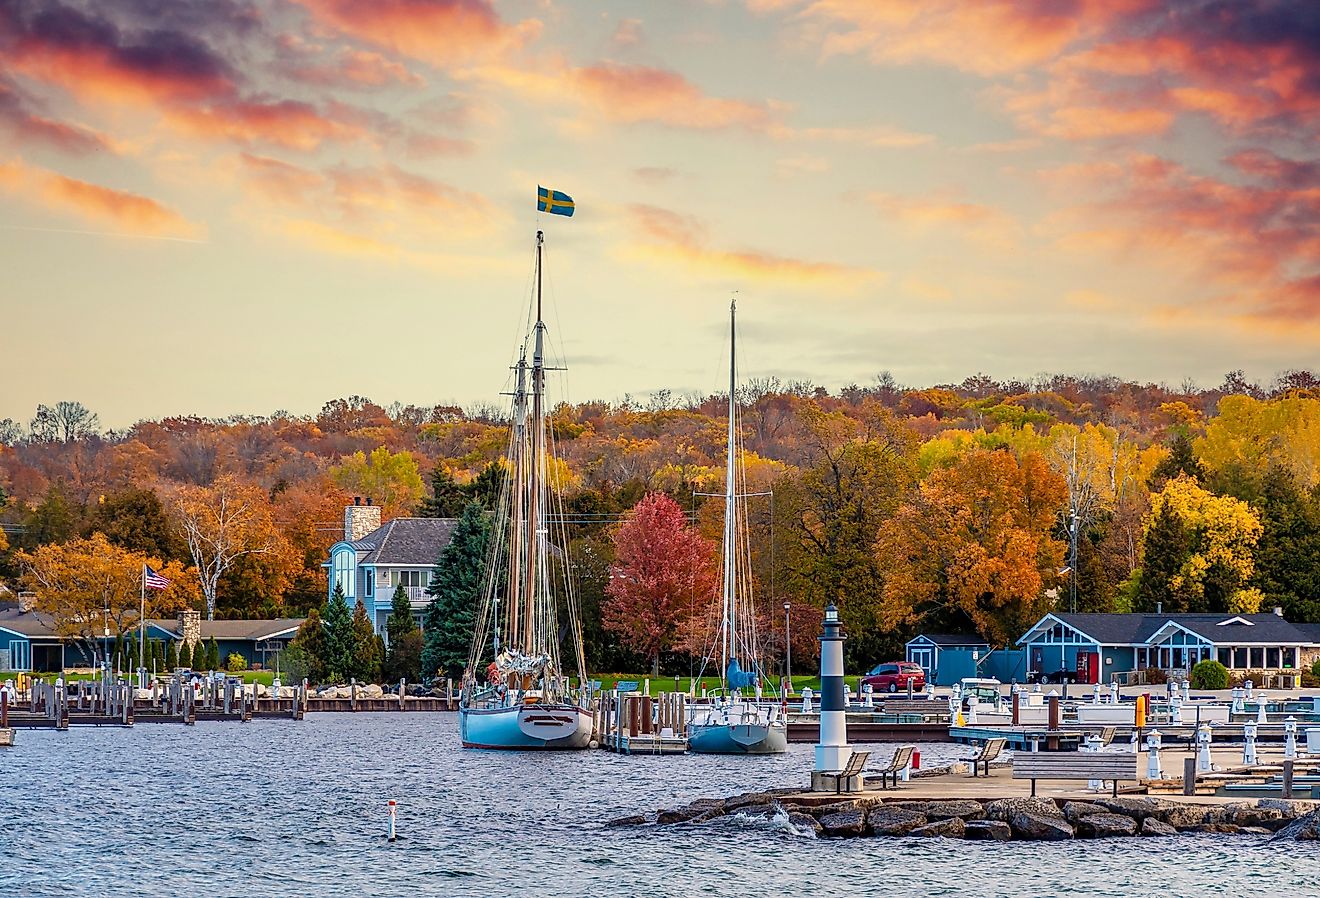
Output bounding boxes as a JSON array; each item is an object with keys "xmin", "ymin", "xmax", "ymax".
[
  {"xmin": 1, "ymin": 689, "xmax": 7, "ymax": 729},
  {"xmin": 1183, "ymin": 757, "xmax": 1196, "ymax": 796},
  {"xmin": 1283, "ymin": 759, "xmax": 1295, "ymax": 799},
  {"xmin": 1012, "ymin": 690, "xmax": 1021, "ymax": 726}
]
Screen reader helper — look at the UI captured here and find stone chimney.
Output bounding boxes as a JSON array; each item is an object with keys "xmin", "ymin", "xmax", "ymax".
[
  {"xmin": 178, "ymin": 608, "xmax": 201, "ymax": 647},
  {"xmin": 344, "ymin": 496, "xmax": 382, "ymax": 541}
]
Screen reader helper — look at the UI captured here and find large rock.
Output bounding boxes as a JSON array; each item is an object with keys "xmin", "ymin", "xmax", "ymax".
[
  {"xmin": 985, "ymin": 798, "xmax": 1062, "ymax": 822},
  {"xmin": 1184, "ymin": 823, "xmax": 1241, "ymax": 834},
  {"xmin": 1061, "ymin": 801, "xmax": 1109, "ymax": 824},
  {"xmin": 964, "ymin": 820, "xmax": 1012, "ymax": 841},
  {"xmin": 658, "ymin": 806, "xmax": 706, "ymax": 825},
  {"xmin": 819, "ymin": 810, "xmax": 868, "ymax": 837},
  {"xmin": 361, "ymin": 683, "xmax": 384, "ymax": 698},
  {"xmin": 1221, "ymin": 803, "xmax": 1284, "ymax": 829},
  {"xmin": 866, "ymin": 807, "xmax": 927, "ymax": 836},
  {"xmin": 1257, "ymin": 798, "xmax": 1317, "ymax": 818},
  {"xmin": 725, "ymin": 792, "xmax": 775, "ymax": 813},
  {"xmin": 1270, "ymin": 809, "xmax": 1320, "ymax": 841},
  {"xmin": 1009, "ymin": 811, "xmax": 1074, "ymax": 841},
  {"xmin": 606, "ymin": 814, "xmax": 652, "ymax": 827},
  {"xmin": 1075, "ymin": 813, "xmax": 1138, "ymax": 838},
  {"xmin": 890, "ymin": 800, "xmax": 984, "ymax": 821},
  {"xmin": 686, "ymin": 798, "xmax": 726, "ymax": 816},
  {"xmin": 910, "ymin": 817, "xmax": 966, "ymax": 839},
  {"xmin": 1093, "ymin": 796, "xmax": 1175, "ymax": 822},
  {"xmin": 788, "ymin": 812, "xmax": 823, "ymax": 837},
  {"xmin": 1165, "ymin": 805, "xmax": 1225, "ymax": 830},
  {"xmin": 1140, "ymin": 817, "xmax": 1177, "ymax": 837}
]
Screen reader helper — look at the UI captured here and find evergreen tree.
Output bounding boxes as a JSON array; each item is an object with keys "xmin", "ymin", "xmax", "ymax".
[
  {"xmin": 421, "ymin": 502, "xmax": 490, "ymax": 683},
  {"xmin": 1150, "ymin": 433, "xmax": 1205, "ymax": 488},
  {"xmin": 384, "ymin": 584, "xmax": 421, "ymax": 682},
  {"xmin": 417, "ymin": 466, "xmax": 466, "ymax": 518},
  {"xmin": 205, "ymin": 636, "xmax": 220, "ymax": 671},
  {"xmin": 166, "ymin": 640, "xmax": 178, "ymax": 671},
  {"xmin": 1252, "ymin": 466, "xmax": 1320, "ymax": 622},
  {"xmin": 323, "ymin": 582, "xmax": 354, "ymax": 683},
  {"xmin": 1133, "ymin": 500, "xmax": 1192, "ymax": 613},
  {"xmin": 112, "ymin": 632, "xmax": 125, "ymax": 671},
  {"xmin": 286, "ymin": 607, "xmax": 327, "ymax": 684},
  {"xmin": 178, "ymin": 640, "xmax": 192, "ymax": 669},
  {"xmin": 349, "ymin": 599, "xmax": 382, "ymax": 683}
]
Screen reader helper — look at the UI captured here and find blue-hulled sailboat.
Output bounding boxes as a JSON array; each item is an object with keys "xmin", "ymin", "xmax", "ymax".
[
  {"xmin": 458, "ymin": 230, "xmax": 593, "ymax": 750},
  {"xmin": 686, "ymin": 299, "xmax": 788, "ymax": 755}
]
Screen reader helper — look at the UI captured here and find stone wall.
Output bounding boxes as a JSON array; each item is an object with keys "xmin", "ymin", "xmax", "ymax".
[{"xmin": 178, "ymin": 609, "xmax": 201, "ymax": 647}]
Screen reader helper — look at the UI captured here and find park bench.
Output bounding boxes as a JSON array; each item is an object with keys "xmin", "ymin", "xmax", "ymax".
[
  {"xmin": 817, "ymin": 750, "xmax": 871, "ymax": 794},
  {"xmin": 967, "ymin": 737, "xmax": 1006, "ymax": 777},
  {"xmin": 870, "ymin": 745, "xmax": 914, "ymax": 790},
  {"xmin": 1011, "ymin": 751, "xmax": 1140, "ymax": 797},
  {"xmin": 614, "ymin": 681, "xmax": 639, "ymax": 694}
]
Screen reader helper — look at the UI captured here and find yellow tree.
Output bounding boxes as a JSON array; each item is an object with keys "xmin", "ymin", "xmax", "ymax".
[
  {"xmin": 1198, "ymin": 395, "xmax": 1320, "ymax": 496},
  {"xmin": 1134, "ymin": 475, "xmax": 1264, "ymax": 614},
  {"xmin": 171, "ymin": 474, "xmax": 283, "ymax": 620},
  {"xmin": 329, "ymin": 446, "xmax": 425, "ymax": 517},
  {"xmin": 877, "ymin": 449, "xmax": 1068, "ymax": 646},
  {"xmin": 18, "ymin": 533, "xmax": 194, "ymax": 664}
]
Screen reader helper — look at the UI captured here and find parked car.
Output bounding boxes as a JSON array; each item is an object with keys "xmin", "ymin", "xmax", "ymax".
[{"xmin": 862, "ymin": 661, "xmax": 926, "ymax": 693}]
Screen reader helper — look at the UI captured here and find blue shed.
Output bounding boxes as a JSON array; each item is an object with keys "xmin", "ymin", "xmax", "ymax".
[{"xmin": 905, "ymin": 634, "xmax": 992, "ymax": 686}]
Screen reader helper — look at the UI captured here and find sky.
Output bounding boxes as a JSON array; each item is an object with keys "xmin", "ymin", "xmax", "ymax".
[{"xmin": 3, "ymin": 0, "xmax": 1319, "ymax": 429}]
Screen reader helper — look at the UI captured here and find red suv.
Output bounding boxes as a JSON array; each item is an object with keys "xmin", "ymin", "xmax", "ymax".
[{"xmin": 863, "ymin": 661, "xmax": 926, "ymax": 693}]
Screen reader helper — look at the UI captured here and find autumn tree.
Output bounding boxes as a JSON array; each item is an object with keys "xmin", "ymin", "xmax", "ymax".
[
  {"xmin": 877, "ymin": 449, "xmax": 1068, "ymax": 646},
  {"xmin": 604, "ymin": 493, "xmax": 717, "ymax": 675},
  {"xmin": 18, "ymin": 533, "xmax": 193, "ymax": 665},
  {"xmin": 88, "ymin": 488, "xmax": 184, "ymax": 560},
  {"xmin": 29, "ymin": 401, "xmax": 100, "ymax": 443},
  {"xmin": 1131, "ymin": 475, "xmax": 1264, "ymax": 614},
  {"xmin": 329, "ymin": 446, "xmax": 424, "ymax": 517},
  {"xmin": 172, "ymin": 474, "xmax": 285, "ymax": 620}
]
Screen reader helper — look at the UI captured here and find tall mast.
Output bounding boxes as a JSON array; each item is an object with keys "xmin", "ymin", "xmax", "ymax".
[
  {"xmin": 504, "ymin": 349, "xmax": 528, "ymax": 653},
  {"xmin": 723, "ymin": 298, "xmax": 737, "ymax": 676},
  {"xmin": 525, "ymin": 230, "xmax": 545, "ymax": 655}
]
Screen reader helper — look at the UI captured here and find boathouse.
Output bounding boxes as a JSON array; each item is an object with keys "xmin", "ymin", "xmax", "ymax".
[
  {"xmin": 1016, "ymin": 611, "xmax": 1319, "ymax": 685},
  {"xmin": 905, "ymin": 634, "xmax": 992, "ymax": 686},
  {"xmin": 324, "ymin": 498, "xmax": 458, "ymax": 639}
]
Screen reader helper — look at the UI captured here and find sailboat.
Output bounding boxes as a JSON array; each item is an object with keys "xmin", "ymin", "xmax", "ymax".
[
  {"xmin": 686, "ymin": 299, "xmax": 788, "ymax": 755},
  {"xmin": 459, "ymin": 230, "xmax": 594, "ymax": 750}
]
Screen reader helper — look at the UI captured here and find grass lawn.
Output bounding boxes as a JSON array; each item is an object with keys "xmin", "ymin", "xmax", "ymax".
[
  {"xmin": 3, "ymin": 669, "xmax": 277, "ymax": 686},
  {"xmin": 587, "ymin": 673, "xmax": 865, "ymax": 695}
]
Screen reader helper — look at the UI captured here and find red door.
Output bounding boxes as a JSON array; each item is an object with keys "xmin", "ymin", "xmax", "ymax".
[{"xmin": 1078, "ymin": 652, "xmax": 1100, "ymax": 684}]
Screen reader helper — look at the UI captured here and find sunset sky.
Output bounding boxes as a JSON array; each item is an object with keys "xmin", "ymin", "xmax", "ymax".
[{"xmin": 3, "ymin": 0, "xmax": 1319, "ymax": 428}]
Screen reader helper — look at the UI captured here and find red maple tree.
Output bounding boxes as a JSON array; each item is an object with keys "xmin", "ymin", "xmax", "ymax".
[{"xmin": 604, "ymin": 492, "xmax": 717, "ymax": 674}]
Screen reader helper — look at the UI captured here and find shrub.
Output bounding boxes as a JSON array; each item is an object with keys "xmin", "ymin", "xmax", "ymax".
[
  {"xmin": 226, "ymin": 653, "xmax": 247, "ymax": 672},
  {"xmin": 1140, "ymin": 666, "xmax": 1167, "ymax": 685},
  {"xmin": 1190, "ymin": 659, "xmax": 1229, "ymax": 690},
  {"xmin": 1311, "ymin": 658, "xmax": 1320, "ymax": 681}
]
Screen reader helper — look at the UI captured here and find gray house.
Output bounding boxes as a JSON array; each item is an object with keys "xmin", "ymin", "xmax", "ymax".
[{"xmin": 324, "ymin": 498, "xmax": 458, "ymax": 639}]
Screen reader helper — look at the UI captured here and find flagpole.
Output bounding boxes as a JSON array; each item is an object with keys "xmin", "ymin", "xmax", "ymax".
[{"xmin": 139, "ymin": 564, "xmax": 147, "ymax": 691}]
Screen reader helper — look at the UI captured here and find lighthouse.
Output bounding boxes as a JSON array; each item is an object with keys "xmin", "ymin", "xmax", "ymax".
[{"xmin": 814, "ymin": 602, "xmax": 850, "ymax": 775}]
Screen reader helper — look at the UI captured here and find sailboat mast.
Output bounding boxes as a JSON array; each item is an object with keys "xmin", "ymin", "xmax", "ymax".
[
  {"xmin": 525, "ymin": 230, "xmax": 545, "ymax": 656},
  {"xmin": 723, "ymin": 298, "xmax": 737, "ymax": 677},
  {"xmin": 505, "ymin": 351, "xmax": 528, "ymax": 653}
]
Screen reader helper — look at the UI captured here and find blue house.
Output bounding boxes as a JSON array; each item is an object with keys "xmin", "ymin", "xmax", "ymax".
[
  {"xmin": 1017, "ymin": 611, "xmax": 1319, "ymax": 684},
  {"xmin": 325, "ymin": 498, "xmax": 458, "ymax": 639},
  {"xmin": 905, "ymin": 634, "xmax": 992, "ymax": 686}
]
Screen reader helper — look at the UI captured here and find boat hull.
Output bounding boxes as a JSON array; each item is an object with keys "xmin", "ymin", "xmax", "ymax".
[
  {"xmin": 460, "ymin": 703, "xmax": 594, "ymax": 750},
  {"xmin": 688, "ymin": 721, "xmax": 788, "ymax": 755}
]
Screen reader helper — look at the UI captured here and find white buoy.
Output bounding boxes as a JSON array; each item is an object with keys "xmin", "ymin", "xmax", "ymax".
[
  {"xmin": 1197, "ymin": 723, "xmax": 1213, "ymax": 773},
  {"xmin": 1243, "ymin": 720, "xmax": 1258, "ymax": 766},
  {"xmin": 1146, "ymin": 730, "xmax": 1163, "ymax": 780},
  {"xmin": 387, "ymin": 799, "xmax": 397, "ymax": 842},
  {"xmin": 1285, "ymin": 717, "xmax": 1298, "ymax": 760}
]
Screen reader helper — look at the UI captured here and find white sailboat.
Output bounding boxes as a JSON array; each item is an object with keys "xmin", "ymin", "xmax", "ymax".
[
  {"xmin": 459, "ymin": 230, "xmax": 593, "ymax": 750},
  {"xmin": 687, "ymin": 299, "xmax": 788, "ymax": 755}
]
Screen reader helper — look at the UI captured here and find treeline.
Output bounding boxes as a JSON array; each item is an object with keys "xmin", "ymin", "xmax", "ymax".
[{"xmin": 2, "ymin": 369, "xmax": 1319, "ymax": 672}]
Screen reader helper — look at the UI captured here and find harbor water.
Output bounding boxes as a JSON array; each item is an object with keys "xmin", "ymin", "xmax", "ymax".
[{"xmin": 2, "ymin": 714, "xmax": 1318, "ymax": 897}]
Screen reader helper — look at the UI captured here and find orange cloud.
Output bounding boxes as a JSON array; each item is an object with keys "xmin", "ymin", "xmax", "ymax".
[
  {"xmin": 626, "ymin": 203, "xmax": 876, "ymax": 287},
  {"xmin": 284, "ymin": 48, "xmax": 426, "ymax": 89},
  {"xmin": 293, "ymin": 0, "xmax": 539, "ymax": 68},
  {"xmin": 868, "ymin": 191, "xmax": 1019, "ymax": 248},
  {"xmin": 0, "ymin": 158, "xmax": 198, "ymax": 237},
  {"xmin": 168, "ymin": 100, "xmax": 366, "ymax": 151}
]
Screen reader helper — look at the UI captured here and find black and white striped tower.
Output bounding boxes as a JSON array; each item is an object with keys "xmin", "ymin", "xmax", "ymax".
[{"xmin": 815, "ymin": 602, "xmax": 849, "ymax": 772}]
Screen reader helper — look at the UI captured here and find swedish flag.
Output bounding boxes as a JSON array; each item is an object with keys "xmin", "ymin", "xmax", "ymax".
[{"xmin": 537, "ymin": 186, "xmax": 575, "ymax": 217}]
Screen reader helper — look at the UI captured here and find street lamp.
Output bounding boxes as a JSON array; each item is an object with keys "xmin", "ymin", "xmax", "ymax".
[{"xmin": 783, "ymin": 602, "xmax": 792, "ymax": 692}]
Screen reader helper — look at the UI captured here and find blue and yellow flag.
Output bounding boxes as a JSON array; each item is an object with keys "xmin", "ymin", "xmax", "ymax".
[{"xmin": 537, "ymin": 186, "xmax": 575, "ymax": 217}]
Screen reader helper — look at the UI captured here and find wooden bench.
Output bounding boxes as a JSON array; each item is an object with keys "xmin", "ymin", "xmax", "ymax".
[
  {"xmin": 614, "ymin": 681, "xmax": 639, "ymax": 694},
  {"xmin": 968, "ymin": 737, "xmax": 1006, "ymax": 777},
  {"xmin": 818, "ymin": 750, "xmax": 871, "ymax": 794},
  {"xmin": 1011, "ymin": 752, "xmax": 1139, "ymax": 797},
  {"xmin": 871, "ymin": 745, "xmax": 914, "ymax": 790}
]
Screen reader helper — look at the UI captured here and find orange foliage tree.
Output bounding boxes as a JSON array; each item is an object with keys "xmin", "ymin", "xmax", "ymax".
[
  {"xmin": 877, "ymin": 449, "xmax": 1068, "ymax": 646},
  {"xmin": 604, "ymin": 493, "xmax": 717, "ymax": 675}
]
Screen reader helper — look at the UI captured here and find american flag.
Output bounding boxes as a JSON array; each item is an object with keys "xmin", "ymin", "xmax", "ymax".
[{"xmin": 144, "ymin": 565, "xmax": 171, "ymax": 590}]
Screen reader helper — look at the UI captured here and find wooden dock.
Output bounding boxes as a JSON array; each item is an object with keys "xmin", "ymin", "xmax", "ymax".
[{"xmin": 597, "ymin": 691, "xmax": 689, "ymax": 754}]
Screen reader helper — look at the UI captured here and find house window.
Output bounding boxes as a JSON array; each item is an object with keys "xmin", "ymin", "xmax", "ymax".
[
  {"xmin": 1218, "ymin": 647, "xmax": 1231, "ymax": 667},
  {"xmin": 366, "ymin": 575, "xmax": 374, "ymax": 599},
  {"xmin": 400, "ymin": 570, "xmax": 426, "ymax": 589},
  {"xmin": 332, "ymin": 550, "xmax": 355, "ymax": 599}
]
